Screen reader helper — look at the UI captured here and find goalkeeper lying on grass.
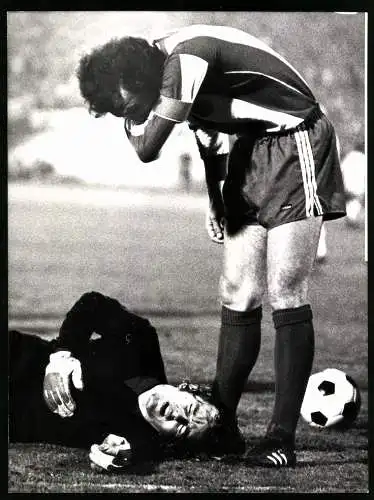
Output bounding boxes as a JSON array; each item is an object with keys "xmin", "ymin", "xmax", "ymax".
[{"xmin": 9, "ymin": 292, "xmax": 221, "ymax": 472}]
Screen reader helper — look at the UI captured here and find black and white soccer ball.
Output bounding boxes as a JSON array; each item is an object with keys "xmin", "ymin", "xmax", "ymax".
[{"xmin": 300, "ymin": 368, "xmax": 361, "ymax": 429}]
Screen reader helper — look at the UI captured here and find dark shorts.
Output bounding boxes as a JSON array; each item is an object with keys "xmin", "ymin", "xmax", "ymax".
[{"xmin": 223, "ymin": 105, "xmax": 346, "ymax": 233}]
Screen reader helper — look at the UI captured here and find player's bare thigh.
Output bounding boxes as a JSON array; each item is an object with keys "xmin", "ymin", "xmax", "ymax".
[
  {"xmin": 267, "ymin": 216, "xmax": 323, "ymax": 311},
  {"xmin": 220, "ymin": 224, "xmax": 267, "ymax": 311}
]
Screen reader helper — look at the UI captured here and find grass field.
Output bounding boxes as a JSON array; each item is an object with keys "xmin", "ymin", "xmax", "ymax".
[{"xmin": 8, "ymin": 182, "xmax": 368, "ymax": 493}]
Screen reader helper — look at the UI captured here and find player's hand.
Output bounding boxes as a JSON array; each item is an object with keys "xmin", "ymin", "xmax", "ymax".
[
  {"xmin": 89, "ymin": 434, "xmax": 132, "ymax": 473},
  {"xmin": 206, "ymin": 204, "xmax": 225, "ymax": 244},
  {"xmin": 43, "ymin": 351, "xmax": 83, "ymax": 418}
]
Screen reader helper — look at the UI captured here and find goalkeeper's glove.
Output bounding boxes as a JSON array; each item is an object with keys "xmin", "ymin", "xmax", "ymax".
[
  {"xmin": 43, "ymin": 351, "xmax": 83, "ymax": 418},
  {"xmin": 89, "ymin": 434, "xmax": 132, "ymax": 473}
]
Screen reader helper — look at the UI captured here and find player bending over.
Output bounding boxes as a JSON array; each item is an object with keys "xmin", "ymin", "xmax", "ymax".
[
  {"xmin": 77, "ymin": 24, "xmax": 346, "ymax": 468},
  {"xmin": 9, "ymin": 292, "xmax": 220, "ymax": 472}
]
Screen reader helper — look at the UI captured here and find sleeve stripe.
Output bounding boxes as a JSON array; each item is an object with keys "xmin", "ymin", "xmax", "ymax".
[
  {"xmin": 152, "ymin": 112, "xmax": 182, "ymax": 123},
  {"xmin": 194, "ymin": 129, "xmax": 230, "ymax": 155},
  {"xmin": 178, "ymin": 54, "xmax": 208, "ymax": 102},
  {"xmin": 153, "ymin": 95, "xmax": 192, "ymax": 123},
  {"xmin": 215, "ymin": 133, "xmax": 230, "ymax": 155}
]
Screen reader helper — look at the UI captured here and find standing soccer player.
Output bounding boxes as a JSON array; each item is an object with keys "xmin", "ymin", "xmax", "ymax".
[{"xmin": 77, "ymin": 24, "xmax": 346, "ymax": 467}]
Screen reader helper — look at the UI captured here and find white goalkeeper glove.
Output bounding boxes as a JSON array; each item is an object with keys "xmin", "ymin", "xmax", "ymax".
[
  {"xmin": 43, "ymin": 351, "xmax": 83, "ymax": 418},
  {"xmin": 89, "ymin": 434, "xmax": 132, "ymax": 473}
]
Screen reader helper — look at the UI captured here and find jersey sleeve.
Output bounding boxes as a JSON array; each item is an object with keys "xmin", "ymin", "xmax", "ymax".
[
  {"xmin": 125, "ymin": 53, "xmax": 208, "ymax": 162},
  {"xmin": 54, "ymin": 292, "xmax": 145, "ymax": 356},
  {"xmin": 124, "ymin": 376, "xmax": 162, "ymax": 396},
  {"xmin": 190, "ymin": 125, "xmax": 230, "ymax": 182}
]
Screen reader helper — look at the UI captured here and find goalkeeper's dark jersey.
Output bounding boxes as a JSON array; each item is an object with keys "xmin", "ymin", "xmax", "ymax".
[
  {"xmin": 125, "ymin": 24, "xmax": 318, "ymax": 162},
  {"xmin": 9, "ymin": 292, "xmax": 167, "ymax": 454}
]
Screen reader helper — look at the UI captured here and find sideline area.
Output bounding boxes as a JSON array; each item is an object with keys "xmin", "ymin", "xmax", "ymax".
[{"xmin": 8, "ymin": 182, "xmax": 207, "ymax": 211}]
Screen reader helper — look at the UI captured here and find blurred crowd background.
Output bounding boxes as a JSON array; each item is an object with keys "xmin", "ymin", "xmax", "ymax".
[{"xmin": 7, "ymin": 11, "xmax": 366, "ymax": 190}]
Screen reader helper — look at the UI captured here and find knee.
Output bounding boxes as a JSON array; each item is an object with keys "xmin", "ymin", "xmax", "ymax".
[
  {"xmin": 268, "ymin": 274, "xmax": 309, "ymax": 311},
  {"xmin": 219, "ymin": 274, "xmax": 264, "ymax": 311}
]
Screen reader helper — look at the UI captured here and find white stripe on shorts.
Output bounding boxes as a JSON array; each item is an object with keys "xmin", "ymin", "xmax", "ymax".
[
  {"xmin": 294, "ymin": 130, "xmax": 323, "ymax": 217},
  {"xmin": 301, "ymin": 130, "xmax": 323, "ymax": 215}
]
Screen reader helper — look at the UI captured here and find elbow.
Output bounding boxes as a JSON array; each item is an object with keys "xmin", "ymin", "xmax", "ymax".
[
  {"xmin": 80, "ymin": 291, "xmax": 99, "ymax": 300},
  {"xmin": 77, "ymin": 291, "xmax": 102, "ymax": 305},
  {"xmin": 137, "ymin": 149, "xmax": 160, "ymax": 164},
  {"xmin": 139, "ymin": 154, "xmax": 158, "ymax": 164},
  {"xmin": 127, "ymin": 137, "xmax": 161, "ymax": 162},
  {"xmin": 128, "ymin": 133, "xmax": 161, "ymax": 163}
]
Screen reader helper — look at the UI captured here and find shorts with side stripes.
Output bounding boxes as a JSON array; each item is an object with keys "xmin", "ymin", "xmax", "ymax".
[{"xmin": 223, "ymin": 105, "xmax": 346, "ymax": 232}]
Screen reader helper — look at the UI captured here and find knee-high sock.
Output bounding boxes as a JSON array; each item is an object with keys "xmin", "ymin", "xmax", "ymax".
[
  {"xmin": 212, "ymin": 305, "xmax": 262, "ymax": 424},
  {"xmin": 269, "ymin": 305, "xmax": 315, "ymax": 441}
]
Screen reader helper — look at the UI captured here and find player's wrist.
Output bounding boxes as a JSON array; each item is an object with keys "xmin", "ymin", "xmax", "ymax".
[
  {"xmin": 207, "ymin": 182, "xmax": 224, "ymax": 203},
  {"xmin": 89, "ymin": 434, "xmax": 133, "ymax": 472},
  {"xmin": 46, "ymin": 351, "xmax": 81, "ymax": 376},
  {"xmin": 50, "ymin": 350, "xmax": 72, "ymax": 361}
]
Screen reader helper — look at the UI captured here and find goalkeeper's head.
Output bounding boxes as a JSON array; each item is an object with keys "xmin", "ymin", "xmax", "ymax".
[{"xmin": 138, "ymin": 382, "xmax": 221, "ymax": 441}]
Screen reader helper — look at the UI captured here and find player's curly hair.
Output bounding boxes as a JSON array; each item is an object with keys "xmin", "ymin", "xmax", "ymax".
[
  {"xmin": 177, "ymin": 380, "xmax": 215, "ymax": 403},
  {"xmin": 77, "ymin": 36, "xmax": 165, "ymax": 118},
  {"xmin": 177, "ymin": 379, "xmax": 223, "ymax": 435}
]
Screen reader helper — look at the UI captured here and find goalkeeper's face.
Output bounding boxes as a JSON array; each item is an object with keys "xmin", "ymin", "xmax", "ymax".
[{"xmin": 138, "ymin": 384, "xmax": 220, "ymax": 440}]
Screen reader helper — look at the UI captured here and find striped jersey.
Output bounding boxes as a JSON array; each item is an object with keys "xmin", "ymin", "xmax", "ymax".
[{"xmin": 125, "ymin": 25, "xmax": 318, "ymax": 162}]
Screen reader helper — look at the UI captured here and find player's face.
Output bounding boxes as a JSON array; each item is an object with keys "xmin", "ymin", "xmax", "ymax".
[{"xmin": 140, "ymin": 385, "xmax": 220, "ymax": 440}]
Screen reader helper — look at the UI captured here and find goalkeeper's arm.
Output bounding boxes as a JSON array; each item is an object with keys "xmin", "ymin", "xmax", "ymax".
[
  {"xmin": 53, "ymin": 291, "xmax": 137, "ymax": 356},
  {"xmin": 44, "ymin": 291, "xmax": 136, "ymax": 417}
]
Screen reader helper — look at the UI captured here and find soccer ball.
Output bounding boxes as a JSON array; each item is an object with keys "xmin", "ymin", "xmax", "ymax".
[{"xmin": 300, "ymin": 368, "xmax": 361, "ymax": 429}]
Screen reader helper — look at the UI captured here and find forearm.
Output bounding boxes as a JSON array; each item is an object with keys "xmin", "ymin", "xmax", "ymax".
[
  {"xmin": 203, "ymin": 153, "xmax": 227, "ymax": 244},
  {"xmin": 53, "ymin": 292, "xmax": 98, "ymax": 355},
  {"xmin": 204, "ymin": 154, "xmax": 227, "ymax": 200},
  {"xmin": 54, "ymin": 292, "xmax": 132, "ymax": 356},
  {"xmin": 191, "ymin": 126, "xmax": 229, "ymax": 194},
  {"xmin": 124, "ymin": 114, "xmax": 176, "ymax": 163}
]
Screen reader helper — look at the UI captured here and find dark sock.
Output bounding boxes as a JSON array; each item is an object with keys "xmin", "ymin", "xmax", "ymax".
[
  {"xmin": 212, "ymin": 305, "xmax": 262, "ymax": 425},
  {"xmin": 268, "ymin": 304, "xmax": 315, "ymax": 444}
]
